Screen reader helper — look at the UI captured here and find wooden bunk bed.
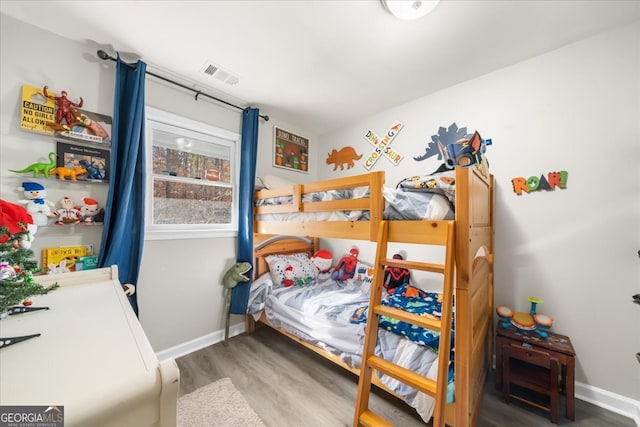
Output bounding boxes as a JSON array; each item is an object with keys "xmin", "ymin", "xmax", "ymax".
[{"xmin": 248, "ymin": 163, "xmax": 494, "ymax": 427}]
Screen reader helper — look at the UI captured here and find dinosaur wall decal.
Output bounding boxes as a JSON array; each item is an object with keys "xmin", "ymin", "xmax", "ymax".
[{"xmin": 413, "ymin": 123, "xmax": 470, "ymax": 162}]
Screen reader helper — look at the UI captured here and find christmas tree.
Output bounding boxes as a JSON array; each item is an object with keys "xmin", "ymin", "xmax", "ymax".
[{"xmin": 0, "ymin": 226, "xmax": 58, "ymax": 314}]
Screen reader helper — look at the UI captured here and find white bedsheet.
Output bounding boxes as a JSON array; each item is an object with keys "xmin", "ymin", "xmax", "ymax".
[{"xmin": 248, "ymin": 273, "xmax": 445, "ymax": 423}]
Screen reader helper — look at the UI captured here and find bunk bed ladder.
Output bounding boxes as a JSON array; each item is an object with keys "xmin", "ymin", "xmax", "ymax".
[{"xmin": 354, "ymin": 220, "xmax": 456, "ymax": 427}]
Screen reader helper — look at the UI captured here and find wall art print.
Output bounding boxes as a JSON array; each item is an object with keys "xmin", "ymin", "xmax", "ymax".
[
  {"xmin": 56, "ymin": 141, "xmax": 110, "ymax": 183},
  {"xmin": 274, "ymin": 127, "xmax": 309, "ymax": 173},
  {"xmin": 362, "ymin": 121, "xmax": 404, "ymax": 170},
  {"xmin": 20, "ymin": 84, "xmax": 112, "ymax": 146}
]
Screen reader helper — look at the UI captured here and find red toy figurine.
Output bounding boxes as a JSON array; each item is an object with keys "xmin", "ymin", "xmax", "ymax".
[
  {"xmin": 383, "ymin": 253, "xmax": 410, "ymax": 294},
  {"xmin": 331, "ymin": 247, "xmax": 359, "ymax": 281},
  {"xmin": 43, "ymin": 86, "xmax": 83, "ymax": 126}
]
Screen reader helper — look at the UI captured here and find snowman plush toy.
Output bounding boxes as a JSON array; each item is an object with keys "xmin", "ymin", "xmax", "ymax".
[{"xmin": 18, "ymin": 182, "xmax": 54, "ymax": 226}]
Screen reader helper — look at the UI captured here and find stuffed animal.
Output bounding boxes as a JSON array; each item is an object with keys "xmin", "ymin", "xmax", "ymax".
[
  {"xmin": 47, "ymin": 260, "xmax": 71, "ymax": 275},
  {"xmin": 383, "ymin": 253, "xmax": 410, "ymax": 294},
  {"xmin": 77, "ymin": 197, "xmax": 100, "ymax": 223},
  {"xmin": 283, "ymin": 265, "xmax": 295, "ymax": 287},
  {"xmin": 221, "ymin": 262, "xmax": 253, "ymax": 346},
  {"xmin": 53, "ymin": 197, "xmax": 81, "ymax": 225},
  {"xmin": 17, "ymin": 182, "xmax": 54, "ymax": 226},
  {"xmin": 331, "ymin": 247, "xmax": 359, "ymax": 281},
  {"xmin": 311, "ymin": 249, "xmax": 333, "ymax": 277}
]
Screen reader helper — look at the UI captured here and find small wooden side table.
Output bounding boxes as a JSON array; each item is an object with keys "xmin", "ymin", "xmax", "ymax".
[{"xmin": 495, "ymin": 325, "xmax": 576, "ymax": 421}]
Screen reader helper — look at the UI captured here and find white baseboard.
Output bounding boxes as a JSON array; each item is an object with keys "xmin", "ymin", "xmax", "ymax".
[
  {"xmin": 575, "ymin": 381, "xmax": 640, "ymax": 426},
  {"xmin": 155, "ymin": 322, "xmax": 247, "ymax": 362},
  {"xmin": 492, "ymin": 354, "xmax": 639, "ymax": 425},
  {"xmin": 161, "ymin": 335, "xmax": 639, "ymax": 426}
]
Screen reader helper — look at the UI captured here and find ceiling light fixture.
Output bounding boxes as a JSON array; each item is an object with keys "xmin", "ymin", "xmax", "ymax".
[{"xmin": 381, "ymin": 0, "xmax": 440, "ymax": 20}]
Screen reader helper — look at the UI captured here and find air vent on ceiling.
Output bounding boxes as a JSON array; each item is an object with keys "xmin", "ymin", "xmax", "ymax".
[
  {"xmin": 203, "ymin": 64, "xmax": 219, "ymax": 76},
  {"xmin": 200, "ymin": 61, "xmax": 240, "ymax": 86}
]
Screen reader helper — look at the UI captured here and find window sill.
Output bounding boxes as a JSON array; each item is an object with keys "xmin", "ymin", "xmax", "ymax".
[{"xmin": 144, "ymin": 229, "xmax": 238, "ymax": 241}]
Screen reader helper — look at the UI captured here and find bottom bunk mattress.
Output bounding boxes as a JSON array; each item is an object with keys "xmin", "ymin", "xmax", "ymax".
[{"xmin": 248, "ymin": 273, "xmax": 454, "ymax": 423}]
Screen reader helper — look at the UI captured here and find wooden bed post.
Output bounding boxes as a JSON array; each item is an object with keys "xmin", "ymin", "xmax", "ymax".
[{"xmin": 453, "ymin": 166, "xmax": 494, "ymax": 427}]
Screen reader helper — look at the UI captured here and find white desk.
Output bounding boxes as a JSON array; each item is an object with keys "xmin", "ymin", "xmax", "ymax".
[{"xmin": 0, "ymin": 266, "xmax": 179, "ymax": 427}]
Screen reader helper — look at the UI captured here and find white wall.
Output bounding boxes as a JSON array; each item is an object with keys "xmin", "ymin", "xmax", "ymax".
[
  {"xmin": 319, "ymin": 21, "xmax": 640, "ymax": 405},
  {"xmin": 0, "ymin": 14, "xmax": 318, "ymax": 355}
]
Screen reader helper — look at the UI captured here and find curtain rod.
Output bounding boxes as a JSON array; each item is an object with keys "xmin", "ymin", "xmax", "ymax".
[{"xmin": 96, "ymin": 50, "xmax": 269, "ymax": 122}]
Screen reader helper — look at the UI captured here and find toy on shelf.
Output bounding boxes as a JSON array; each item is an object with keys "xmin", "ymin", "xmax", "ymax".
[
  {"xmin": 47, "ymin": 260, "xmax": 71, "ymax": 275},
  {"xmin": 331, "ymin": 247, "xmax": 359, "ymax": 281},
  {"xmin": 496, "ymin": 296, "xmax": 554, "ymax": 339},
  {"xmin": 49, "ymin": 165, "xmax": 88, "ymax": 181},
  {"xmin": 79, "ymin": 159, "xmax": 105, "ymax": 180},
  {"xmin": 53, "ymin": 197, "xmax": 81, "ymax": 225},
  {"xmin": 77, "ymin": 198, "xmax": 100, "ymax": 223},
  {"xmin": 43, "ymin": 85, "xmax": 83, "ymax": 128},
  {"xmin": 9, "ymin": 152, "xmax": 57, "ymax": 178},
  {"xmin": 17, "ymin": 182, "xmax": 54, "ymax": 226}
]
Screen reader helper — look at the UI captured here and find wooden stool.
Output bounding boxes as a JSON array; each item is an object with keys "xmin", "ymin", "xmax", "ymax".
[{"xmin": 502, "ymin": 342, "xmax": 561, "ymax": 423}]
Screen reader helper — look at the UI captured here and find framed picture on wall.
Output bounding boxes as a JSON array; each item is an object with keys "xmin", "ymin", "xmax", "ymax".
[
  {"xmin": 56, "ymin": 141, "xmax": 110, "ymax": 182},
  {"xmin": 273, "ymin": 127, "xmax": 309, "ymax": 173}
]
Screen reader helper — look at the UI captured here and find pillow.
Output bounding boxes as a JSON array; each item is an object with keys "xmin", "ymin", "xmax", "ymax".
[
  {"xmin": 259, "ymin": 174, "xmax": 296, "ymax": 190},
  {"xmin": 265, "ymin": 252, "xmax": 317, "ymax": 287},
  {"xmin": 395, "ymin": 170, "xmax": 456, "ymax": 205},
  {"xmin": 353, "ymin": 261, "xmax": 375, "ymax": 294}
]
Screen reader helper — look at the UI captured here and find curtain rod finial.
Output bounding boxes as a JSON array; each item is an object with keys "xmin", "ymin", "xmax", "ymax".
[{"xmin": 97, "ymin": 50, "xmax": 111, "ymax": 61}]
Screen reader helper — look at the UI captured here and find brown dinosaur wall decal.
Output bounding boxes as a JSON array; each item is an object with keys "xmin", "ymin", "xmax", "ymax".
[{"xmin": 326, "ymin": 147, "xmax": 362, "ymax": 171}]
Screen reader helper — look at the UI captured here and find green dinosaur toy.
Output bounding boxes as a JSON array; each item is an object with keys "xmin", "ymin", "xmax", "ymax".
[
  {"xmin": 221, "ymin": 261, "xmax": 252, "ymax": 345},
  {"xmin": 9, "ymin": 152, "xmax": 57, "ymax": 178}
]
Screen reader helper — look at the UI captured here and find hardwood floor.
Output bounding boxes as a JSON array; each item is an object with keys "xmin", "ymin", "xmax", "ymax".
[{"xmin": 176, "ymin": 326, "xmax": 634, "ymax": 427}]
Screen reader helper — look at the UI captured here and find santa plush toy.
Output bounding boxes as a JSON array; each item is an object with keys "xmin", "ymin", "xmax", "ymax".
[
  {"xmin": 311, "ymin": 249, "xmax": 333, "ymax": 278},
  {"xmin": 283, "ymin": 265, "xmax": 295, "ymax": 287},
  {"xmin": 77, "ymin": 197, "xmax": 99, "ymax": 223}
]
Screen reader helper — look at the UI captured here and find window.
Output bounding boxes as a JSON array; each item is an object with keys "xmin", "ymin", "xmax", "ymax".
[{"xmin": 145, "ymin": 107, "xmax": 240, "ymax": 240}]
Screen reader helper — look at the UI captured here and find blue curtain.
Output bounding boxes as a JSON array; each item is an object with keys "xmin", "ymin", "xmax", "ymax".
[
  {"xmin": 98, "ymin": 55, "xmax": 147, "ymax": 315},
  {"xmin": 230, "ymin": 107, "xmax": 260, "ymax": 314}
]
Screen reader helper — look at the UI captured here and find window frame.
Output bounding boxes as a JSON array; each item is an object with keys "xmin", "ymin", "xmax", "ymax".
[{"xmin": 144, "ymin": 106, "xmax": 240, "ymax": 241}]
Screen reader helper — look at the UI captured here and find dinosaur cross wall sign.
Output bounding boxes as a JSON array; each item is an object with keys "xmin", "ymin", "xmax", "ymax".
[{"xmin": 362, "ymin": 121, "xmax": 404, "ymax": 170}]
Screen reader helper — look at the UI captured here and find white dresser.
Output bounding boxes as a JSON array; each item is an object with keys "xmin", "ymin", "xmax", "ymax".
[{"xmin": 0, "ymin": 266, "xmax": 179, "ymax": 427}]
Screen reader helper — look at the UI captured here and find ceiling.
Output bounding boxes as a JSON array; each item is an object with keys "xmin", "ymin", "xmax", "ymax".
[{"xmin": 2, "ymin": 1, "xmax": 639, "ymax": 135}]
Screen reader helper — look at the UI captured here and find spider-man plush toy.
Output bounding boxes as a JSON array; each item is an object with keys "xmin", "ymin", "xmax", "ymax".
[
  {"xmin": 383, "ymin": 253, "xmax": 410, "ymax": 294},
  {"xmin": 331, "ymin": 248, "xmax": 359, "ymax": 281}
]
